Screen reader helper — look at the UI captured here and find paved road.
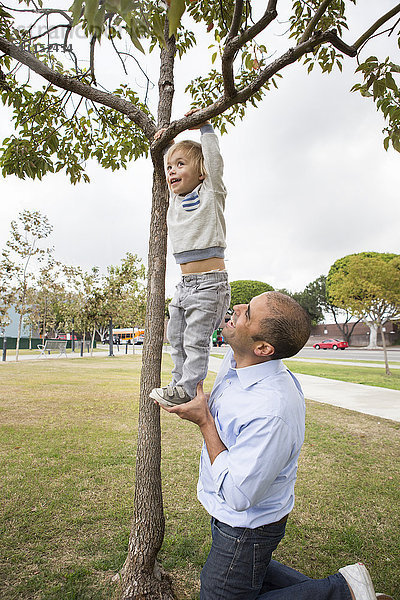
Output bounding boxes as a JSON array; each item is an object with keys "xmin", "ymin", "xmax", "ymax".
[
  {"xmin": 297, "ymin": 346, "xmax": 400, "ymax": 362},
  {"xmin": 207, "ymin": 355, "xmax": 400, "ymax": 423}
]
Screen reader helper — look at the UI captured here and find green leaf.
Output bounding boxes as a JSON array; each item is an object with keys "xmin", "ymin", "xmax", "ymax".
[
  {"xmin": 69, "ymin": 0, "xmax": 84, "ymax": 26},
  {"xmin": 385, "ymin": 72, "xmax": 398, "ymax": 93},
  {"xmin": 168, "ymin": 0, "xmax": 186, "ymax": 38},
  {"xmin": 84, "ymin": 0, "xmax": 99, "ymax": 25},
  {"xmin": 124, "ymin": 16, "xmax": 145, "ymax": 53}
]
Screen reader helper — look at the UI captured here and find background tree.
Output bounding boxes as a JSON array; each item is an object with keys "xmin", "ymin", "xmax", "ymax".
[
  {"xmin": 26, "ymin": 258, "xmax": 70, "ymax": 340},
  {"xmin": 327, "ymin": 252, "xmax": 400, "ymax": 374},
  {"xmin": 291, "ymin": 274, "xmax": 362, "ymax": 342},
  {"xmin": 291, "ymin": 275, "xmax": 325, "ymax": 326},
  {"xmin": 1, "ymin": 2, "xmax": 400, "ymax": 598},
  {"xmin": 102, "ymin": 252, "xmax": 146, "ymax": 330},
  {"xmin": 0, "ymin": 255, "xmax": 14, "ymax": 335},
  {"xmin": 315, "ymin": 273, "xmax": 361, "ymax": 345},
  {"xmin": 230, "ymin": 279, "xmax": 274, "ymax": 307},
  {"xmin": 1, "ymin": 210, "xmax": 53, "ymax": 360}
]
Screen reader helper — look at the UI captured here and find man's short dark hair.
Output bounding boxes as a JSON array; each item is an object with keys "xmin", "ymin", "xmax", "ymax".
[{"xmin": 252, "ymin": 292, "xmax": 311, "ymax": 360}]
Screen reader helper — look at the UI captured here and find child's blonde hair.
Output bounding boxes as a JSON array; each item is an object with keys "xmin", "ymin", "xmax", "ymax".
[{"xmin": 167, "ymin": 140, "xmax": 207, "ymax": 178}]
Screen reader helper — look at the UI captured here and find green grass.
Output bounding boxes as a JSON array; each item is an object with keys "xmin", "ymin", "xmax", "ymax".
[
  {"xmin": 284, "ymin": 360, "xmax": 400, "ymax": 390},
  {"xmin": 293, "ymin": 356, "xmax": 400, "ymax": 365},
  {"xmin": 1, "ymin": 357, "xmax": 399, "ymax": 599}
]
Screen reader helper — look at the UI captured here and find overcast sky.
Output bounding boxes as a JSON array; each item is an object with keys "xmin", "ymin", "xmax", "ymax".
[{"xmin": 1, "ymin": 1, "xmax": 399, "ymax": 299}]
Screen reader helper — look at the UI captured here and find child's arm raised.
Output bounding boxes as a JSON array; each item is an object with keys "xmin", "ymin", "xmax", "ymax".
[{"xmin": 186, "ymin": 110, "xmax": 225, "ymax": 194}]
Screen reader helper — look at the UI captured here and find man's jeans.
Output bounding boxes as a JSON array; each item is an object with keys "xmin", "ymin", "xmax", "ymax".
[
  {"xmin": 200, "ymin": 518, "xmax": 352, "ymax": 600},
  {"xmin": 167, "ymin": 271, "xmax": 230, "ymax": 398}
]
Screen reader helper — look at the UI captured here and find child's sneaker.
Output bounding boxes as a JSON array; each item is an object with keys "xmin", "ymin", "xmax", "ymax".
[{"xmin": 150, "ymin": 384, "xmax": 191, "ymax": 407}]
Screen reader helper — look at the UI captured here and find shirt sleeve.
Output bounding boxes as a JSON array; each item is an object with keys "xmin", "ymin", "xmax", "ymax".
[
  {"xmin": 200, "ymin": 125, "xmax": 226, "ymax": 194},
  {"xmin": 209, "ymin": 416, "xmax": 293, "ymax": 512}
]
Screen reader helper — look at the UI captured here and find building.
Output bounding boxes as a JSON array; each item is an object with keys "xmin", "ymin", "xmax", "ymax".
[{"xmin": 309, "ymin": 320, "xmax": 400, "ymax": 347}]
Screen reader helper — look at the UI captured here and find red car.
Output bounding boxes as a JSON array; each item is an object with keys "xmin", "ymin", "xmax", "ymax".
[{"xmin": 313, "ymin": 339, "xmax": 348, "ymax": 350}]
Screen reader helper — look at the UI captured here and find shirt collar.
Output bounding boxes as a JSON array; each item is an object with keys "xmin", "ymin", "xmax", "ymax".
[
  {"xmin": 175, "ymin": 182, "xmax": 202, "ymax": 199},
  {"xmin": 228, "ymin": 351, "xmax": 285, "ymax": 389}
]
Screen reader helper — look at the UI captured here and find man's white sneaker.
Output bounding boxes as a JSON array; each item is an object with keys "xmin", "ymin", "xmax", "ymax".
[
  {"xmin": 339, "ymin": 563, "xmax": 376, "ymax": 600},
  {"xmin": 149, "ymin": 384, "xmax": 191, "ymax": 407}
]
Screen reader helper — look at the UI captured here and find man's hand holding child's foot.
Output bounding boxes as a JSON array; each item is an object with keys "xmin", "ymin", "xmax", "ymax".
[
  {"xmin": 150, "ymin": 381, "xmax": 211, "ymax": 424},
  {"xmin": 149, "ymin": 384, "xmax": 191, "ymax": 407},
  {"xmin": 157, "ymin": 382, "xmax": 211, "ymax": 427}
]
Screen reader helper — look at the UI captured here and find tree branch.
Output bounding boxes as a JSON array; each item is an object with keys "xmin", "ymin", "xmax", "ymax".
[
  {"xmin": 222, "ymin": 1, "xmax": 278, "ymax": 98},
  {"xmin": 90, "ymin": 36, "xmax": 96, "ymax": 85},
  {"xmin": 0, "ymin": 35, "xmax": 156, "ymax": 139},
  {"xmin": 154, "ymin": 27, "xmax": 356, "ymax": 149},
  {"xmin": 157, "ymin": 20, "xmax": 175, "ymax": 129},
  {"xmin": 323, "ymin": 29, "xmax": 357, "ymax": 57},
  {"xmin": 226, "ymin": 0, "xmax": 244, "ymax": 43},
  {"xmin": 298, "ymin": 0, "xmax": 334, "ymax": 43},
  {"xmin": 353, "ymin": 3, "xmax": 400, "ymax": 50}
]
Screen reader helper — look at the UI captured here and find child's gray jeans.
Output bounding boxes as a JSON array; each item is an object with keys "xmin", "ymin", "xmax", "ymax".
[{"xmin": 167, "ymin": 271, "xmax": 231, "ymax": 398}]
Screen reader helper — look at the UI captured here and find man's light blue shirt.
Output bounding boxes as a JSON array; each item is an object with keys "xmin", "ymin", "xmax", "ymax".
[{"xmin": 197, "ymin": 348, "xmax": 305, "ymax": 528}]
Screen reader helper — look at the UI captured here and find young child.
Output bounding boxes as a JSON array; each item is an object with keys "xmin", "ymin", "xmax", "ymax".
[{"xmin": 150, "ymin": 111, "xmax": 230, "ymax": 407}]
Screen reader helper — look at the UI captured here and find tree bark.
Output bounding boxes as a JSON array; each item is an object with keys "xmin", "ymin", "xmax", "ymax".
[
  {"xmin": 119, "ymin": 155, "xmax": 174, "ymax": 600},
  {"xmin": 379, "ymin": 319, "xmax": 392, "ymax": 376},
  {"xmin": 367, "ymin": 322, "xmax": 378, "ymax": 349},
  {"xmin": 118, "ymin": 23, "xmax": 176, "ymax": 600},
  {"xmin": 15, "ymin": 310, "xmax": 23, "ymax": 361}
]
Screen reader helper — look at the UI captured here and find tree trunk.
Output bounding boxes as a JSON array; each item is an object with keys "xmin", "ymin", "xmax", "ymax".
[
  {"xmin": 367, "ymin": 322, "xmax": 378, "ymax": 348},
  {"xmin": 15, "ymin": 310, "xmax": 23, "ymax": 361},
  {"xmin": 119, "ymin": 157, "xmax": 174, "ymax": 600},
  {"xmin": 118, "ymin": 21, "xmax": 176, "ymax": 599},
  {"xmin": 379, "ymin": 320, "xmax": 391, "ymax": 376},
  {"xmin": 90, "ymin": 326, "xmax": 95, "ymax": 356}
]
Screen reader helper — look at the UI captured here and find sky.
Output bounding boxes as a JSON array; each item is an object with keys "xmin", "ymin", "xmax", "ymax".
[{"xmin": 0, "ymin": 1, "xmax": 399, "ymax": 300}]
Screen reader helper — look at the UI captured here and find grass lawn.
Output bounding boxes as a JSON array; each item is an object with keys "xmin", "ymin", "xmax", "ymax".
[
  {"xmin": 1, "ymin": 356, "xmax": 399, "ymax": 599},
  {"xmin": 293, "ymin": 356, "xmax": 400, "ymax": 365},
  {"xmin": 284, "ymin": 360, "xmax": 400, "ymax": 391}
]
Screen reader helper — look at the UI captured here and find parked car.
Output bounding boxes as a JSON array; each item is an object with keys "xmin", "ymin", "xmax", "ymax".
[{"xmin": 313, "ymin": 339, "xmax": 348, "ymax": 350}]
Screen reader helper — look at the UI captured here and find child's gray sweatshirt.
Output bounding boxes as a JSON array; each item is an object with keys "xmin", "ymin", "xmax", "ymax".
[{"xmin": 166, "ymin": 124, "xmax": 227, "ymax": 265}]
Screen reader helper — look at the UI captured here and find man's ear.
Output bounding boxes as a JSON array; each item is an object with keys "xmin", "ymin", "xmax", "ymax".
[{"xmin": 254, "ymin": 341, "xmax": 275, "ymax": 358}]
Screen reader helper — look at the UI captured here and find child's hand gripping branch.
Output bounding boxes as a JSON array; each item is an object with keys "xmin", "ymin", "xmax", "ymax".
[{"xmin": 150, "ymin": 109, "xmax": 231, "ymax": 408}]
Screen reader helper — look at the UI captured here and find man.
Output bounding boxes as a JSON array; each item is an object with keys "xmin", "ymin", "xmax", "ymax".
[{"xmin": 159, "ymin": 291, "xmax": 388, "ymax": 600}]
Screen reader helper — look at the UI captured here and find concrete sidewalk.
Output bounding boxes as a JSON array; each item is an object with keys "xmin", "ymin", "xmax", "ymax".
[{"xmin": 207, "ymin": 356, "xmax": 400, "ymax": 423}]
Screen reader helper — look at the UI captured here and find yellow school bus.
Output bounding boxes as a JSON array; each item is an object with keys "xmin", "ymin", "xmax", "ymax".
[{"xmin": 112, "ymin": 328, "xmax": 145, "ymax": 344}]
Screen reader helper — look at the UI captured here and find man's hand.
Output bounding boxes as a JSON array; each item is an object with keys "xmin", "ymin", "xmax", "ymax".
[
  {"xmin": 159, "ymin": 381, "xmax": 211, "ymax": 427},
  {"xmin": 159, "ymin": 382, "xmax": 227, "ymax": 463},
  {"xmin": 185, "ymin": 108, "xmax": 210, "ymax": 130}
]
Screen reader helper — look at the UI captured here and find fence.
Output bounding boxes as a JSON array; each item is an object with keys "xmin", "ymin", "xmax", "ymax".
[{"xmin": 0, "ymin": 337, "xmax": 96, "ymax": 350}]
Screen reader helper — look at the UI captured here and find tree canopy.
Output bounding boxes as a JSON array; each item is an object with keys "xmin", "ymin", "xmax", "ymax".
[
  {"xmin": 0, "ymin": 1, "xmax": 400, "ymax": 185},
  {"xmin": 327, "ymin": 251, "xmax": 400, "ymax": 373},
  {"xmin": 230, "ymin": 279, "xmax": 274, "ymax": 307},
  {"xmin": 327, "ymin": 251, "xmax": 400, "ymax": 319}
]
